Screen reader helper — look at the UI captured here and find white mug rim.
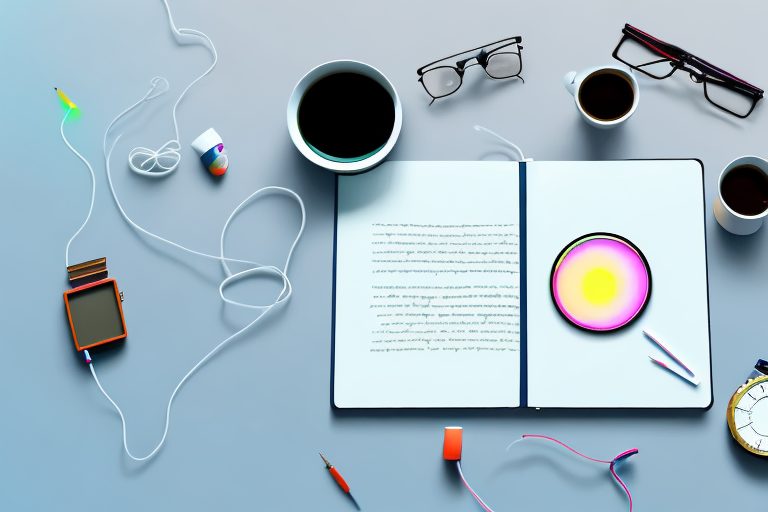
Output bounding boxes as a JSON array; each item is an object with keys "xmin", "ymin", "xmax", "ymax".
[
  {"xmin": 287, "ymin": 60, "xmax": 402, "ymax": 174},
  {"xmin": 574, "ymin": 66, "xmax": 639, "ymax": 126},
  {"xmin": 717, "ymin": 155, "xmax": 768, "ymax": 220}
]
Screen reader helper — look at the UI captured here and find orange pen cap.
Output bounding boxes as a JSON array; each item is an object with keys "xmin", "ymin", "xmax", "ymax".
[{"xmin": 443, "ymin": 426, "xmax": 463, "ymax": 461}]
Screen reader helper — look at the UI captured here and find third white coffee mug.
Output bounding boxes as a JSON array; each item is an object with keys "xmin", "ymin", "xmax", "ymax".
[
  {"xmin": 563, "ymin": 65, "xmax": 639, "ymax": 129},
  {"xmin": 714, "ymin": 155, "xmax": 768, "ymax": 235}
]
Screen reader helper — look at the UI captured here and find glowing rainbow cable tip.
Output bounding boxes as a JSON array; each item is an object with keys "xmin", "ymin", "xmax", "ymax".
[{"xmin": 54, "ymin": 87, "xmax": 78, "ymax": 110}]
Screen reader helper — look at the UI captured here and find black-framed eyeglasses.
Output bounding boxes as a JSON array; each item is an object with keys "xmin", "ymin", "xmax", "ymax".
[
  {"xmin": 417, "ymin": 36, "xmax": 524, "ymax": 104},
  {"xmin": 612, "ymin": 23, "xmax": 763, "ymax": 118}
]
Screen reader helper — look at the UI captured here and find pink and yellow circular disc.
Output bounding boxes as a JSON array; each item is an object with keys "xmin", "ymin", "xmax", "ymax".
[{"xmin": 551, "ymin": 233, "xmax": 651, "ymax": 332}]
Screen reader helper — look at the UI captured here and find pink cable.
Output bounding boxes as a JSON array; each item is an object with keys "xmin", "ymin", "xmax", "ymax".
[
  {"xmin": 455, "ymin": 434, "xmax": 637, "ymax": 512},
  {"xmin": 610, "ymin": 463, "xmax": 633, "ymax": 512},
  {"xmin": 521, "ymin": 434, "xmax": 613, "ymax": 464},
  {"xmin": 519, "ymin": 435, "xmax": 637, "ymax": 512},
  {"xmin": 456, "ymin": 461, "xmax": 495, "ymax": 512}
]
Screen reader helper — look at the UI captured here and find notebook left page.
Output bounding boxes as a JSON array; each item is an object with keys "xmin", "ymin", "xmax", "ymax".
[{"xmin": 333, "ymin": 161, "xmax": 521, "ymax": 408}]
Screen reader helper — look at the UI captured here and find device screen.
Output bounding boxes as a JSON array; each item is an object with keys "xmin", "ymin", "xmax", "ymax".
[{"xmin": 67, "ymin": 281, "xmax": 125, "ymax": 347}]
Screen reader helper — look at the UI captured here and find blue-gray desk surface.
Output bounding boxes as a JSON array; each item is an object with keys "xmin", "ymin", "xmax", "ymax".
[{"xmin": 2, "ymin": 1, "xmax": 767, "ymax": 510}]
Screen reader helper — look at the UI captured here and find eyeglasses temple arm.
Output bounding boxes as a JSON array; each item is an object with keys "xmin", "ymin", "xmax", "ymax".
[
  {"xmin": 687, "ymin": 54, "xmax": 764, "ymax": 93},
  {"xmin": 624, "ymin": 23, "xmax": 684, "ymax": 54},
  {"xmin": 624, "ymin": 23, "xmax": 763, "ymax": 93},
  {"xmin": 621, "ymin": 26, "xmax": 682, "ymax": 63}
]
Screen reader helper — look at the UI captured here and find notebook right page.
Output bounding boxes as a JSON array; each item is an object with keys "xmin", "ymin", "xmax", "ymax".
[{"xmin": 525, "ymin": 160, "xmax": 711, "ymax": 408}]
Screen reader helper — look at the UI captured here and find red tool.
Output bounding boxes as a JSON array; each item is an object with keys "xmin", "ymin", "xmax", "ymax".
[{"xmin": 319, "ymin": 452, "xmax": 351, "ymax": 494}]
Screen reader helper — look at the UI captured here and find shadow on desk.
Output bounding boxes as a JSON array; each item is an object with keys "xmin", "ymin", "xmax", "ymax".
[
  {"xmin": 331, "ymin": 405, "xmax": 707, "ymax": 423},
  {"xmin": 425, "ymin": 76, "xmax": 525, "ymax": 117},
  {"xmin": 711, "ymin": 220, "xmax": 765, "ymax": 266},
  {"xmin": 725, "ymin": 425, "xmax": 768, "ymax": 481}
]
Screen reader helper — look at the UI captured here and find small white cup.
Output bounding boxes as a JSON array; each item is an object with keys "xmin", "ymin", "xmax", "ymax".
[
  {"xmin": 563, "ymin": 65, "xmax": 639, "ymax": 129},
  {"xmin": 714, "ymin": 156, "xmax": 768, "ymax": 235},
  {"xmin": 287, "ymin": 60, "xmax": 402, "ymax": 174}
]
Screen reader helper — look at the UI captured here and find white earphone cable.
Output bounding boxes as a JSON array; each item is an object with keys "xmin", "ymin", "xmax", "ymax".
[
  {"xmin": 57, "ymin": 0, "xmax": 305, "ymax": 462},
  {"xmin": 61, "ymin": 108, "xmax": 96, "ymax": 268},
  {"xmin": 80, "ymin": 100, "xmax": 306, "ymax": 461},
  {"xmin": 59, "ymin": 104, "xmax": 305, "ymax": 461},
  {"xmin": 86, "ymin": 179, "xmax": 304, "ymax": 461},
  {"xmin": 126, "ymin": 0, "xmax": 217, "ymax": 177},
  {"xmin": 473, "ymin": 124, "xmax": 528, "ymax": 161}
]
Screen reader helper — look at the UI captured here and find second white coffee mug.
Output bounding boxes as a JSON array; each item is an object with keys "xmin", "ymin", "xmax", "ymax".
[{"xmin": 563, "ymin": 65, "xmax": 639, "ymax": 129}]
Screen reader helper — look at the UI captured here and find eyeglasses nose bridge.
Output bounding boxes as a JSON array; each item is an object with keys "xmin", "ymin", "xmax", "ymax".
[
  {"xmin": 476, "ymin": 49, "xmax": 489, "ymax": 66},
  {"xmin": 456, "ymin": 57, "xmax": 474, "ymax": 73}
]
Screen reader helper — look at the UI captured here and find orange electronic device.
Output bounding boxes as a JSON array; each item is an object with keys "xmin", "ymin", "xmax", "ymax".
[
  {"xmin": 443, "ymin": 426, "xmax": 463, "ymax": 461},
  {"xmin": 63, "ymin": 258, "xmax": 127, "ymax": 352}
]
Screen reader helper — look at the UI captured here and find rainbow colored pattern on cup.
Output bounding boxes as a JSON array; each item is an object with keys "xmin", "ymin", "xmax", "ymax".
[
  {"xmin": 191, "ymin": 128, "xmax": 228, "ymax": 177},
  {"xmin": 201, "ymin": 143, "xmax": 228, "ymax": 176},
  {"xmin": 551, "ymin": 234, "xmax": 650, "ymax": 332}
]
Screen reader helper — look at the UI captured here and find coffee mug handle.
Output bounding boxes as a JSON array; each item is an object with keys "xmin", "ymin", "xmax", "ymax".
[{"xmin": 563, "ymin": 71, "xmax": 578, "ymax": 96}]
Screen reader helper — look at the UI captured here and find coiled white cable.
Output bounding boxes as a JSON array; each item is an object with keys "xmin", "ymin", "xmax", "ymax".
[
  {"xmin": 56, "ymin": 0, "xmax": 306, "ymax": 463},
  {"xmin": 81, "ymin": 94, "xmax": 305, "ymax": 462},
  {"xmin": 102, "ymin": 79, "xmax": 270, "ymax": 271},
  {"xmin": 126, "ymin": 0, "xmax": 217, "ymax": 177},
  {"xmin": 87, "ymin": 178, "xmax": 304, "ymax": 462},
  {"xmin": 58, "ymin": 100, "xmax": 305, "ymax": 462}
]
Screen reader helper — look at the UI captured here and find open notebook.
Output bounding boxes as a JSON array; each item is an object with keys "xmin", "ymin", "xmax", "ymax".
[{"xmin": 332, "ymin": 160, "xmax": 712, "ymax": 409}]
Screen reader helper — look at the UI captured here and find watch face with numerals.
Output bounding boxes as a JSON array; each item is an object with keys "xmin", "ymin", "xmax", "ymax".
[{"xmin": 727, "ymin": 375, "xmax": 768, "ymax": 457}]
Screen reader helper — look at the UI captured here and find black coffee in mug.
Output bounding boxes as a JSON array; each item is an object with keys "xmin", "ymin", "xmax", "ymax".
[
  {"xmin": 720, "ymin": 164, "xmax": 768, "ymax": 216},
  {"xmin": 578, "ymin": 70, "xmax": 635, "ymax": 121},
  {"xmin": 297, "ymin": 72, "xmax": 395, "ymax": 163}
]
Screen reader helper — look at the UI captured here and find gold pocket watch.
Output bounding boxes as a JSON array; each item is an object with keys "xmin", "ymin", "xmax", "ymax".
[{"xmin": 727, "ymin": 359, "xmax": 768, "ymax": 457}]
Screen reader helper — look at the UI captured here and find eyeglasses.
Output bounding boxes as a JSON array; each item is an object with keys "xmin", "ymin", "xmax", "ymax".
[
  {"xmin": 417, "ymin": 36, "xmax": 524, "ymax": 103},
  {"xmin": 612, "ymin": 23, "xmax": 763, "ymax": 118}
]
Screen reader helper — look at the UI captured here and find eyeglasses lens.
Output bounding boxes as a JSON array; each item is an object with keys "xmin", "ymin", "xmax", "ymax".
[
  {"xmin": 484, "ymin": 52, "xmax": 521, "ymax": 79},
  {"xmin": 422, "ymin": 67, "xmax": 462, "ymax": 98},
  {"xmin": 704, "ymin": 79, "xmax": 755, "ymax": 117},
  {"xmin": 616, "ymin": 37, "xmax": 676, "ymax": 78}
]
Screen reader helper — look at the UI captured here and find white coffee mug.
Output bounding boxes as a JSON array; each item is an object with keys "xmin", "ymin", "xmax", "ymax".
[
  {"xmin": 714, "ymin": 156, "xmax": 768, "ymax": 235},
  {"xmin": 287, "ymin": 60, "xmax": 402, "ymax": 174},
  {"xmin": 563, "ymin": 65, "xmax": 639, "ymax": 129}
]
